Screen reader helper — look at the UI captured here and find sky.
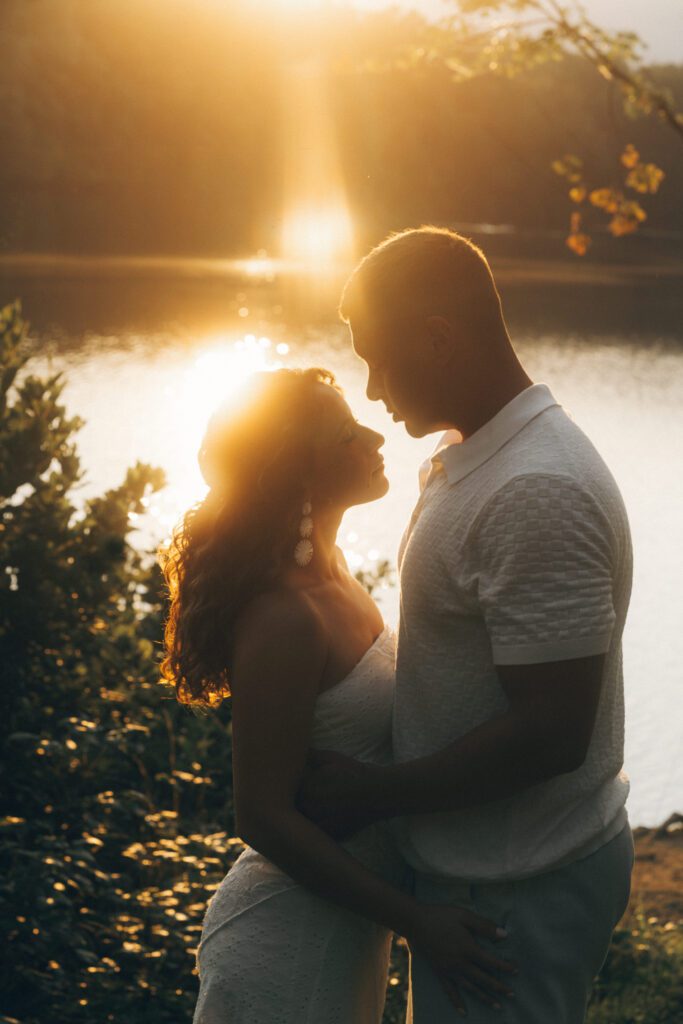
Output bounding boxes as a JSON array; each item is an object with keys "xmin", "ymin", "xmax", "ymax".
[{"xmin": 355, "ymin": 0, "xmax": 683, "ymax": 64}]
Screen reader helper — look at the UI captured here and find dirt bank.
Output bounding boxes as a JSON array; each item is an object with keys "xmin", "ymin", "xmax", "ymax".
[{"xmin": 628, "ymin": 813, "xmax": 683, "ymax": 924}]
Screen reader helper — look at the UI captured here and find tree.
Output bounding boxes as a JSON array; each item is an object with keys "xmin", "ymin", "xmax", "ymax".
[
  {"xmin": 354, "ymin": 0, "xmax": 681, "ymax": 252},
  {"xmin": 436, "ymin": 1, "xmax": 681, "ymax": 250}
]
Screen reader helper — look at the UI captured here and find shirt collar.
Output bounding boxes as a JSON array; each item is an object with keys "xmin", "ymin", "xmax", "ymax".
[{"xmin": 420, "ymin": 383, "xmax": 559, "ymax": 490}]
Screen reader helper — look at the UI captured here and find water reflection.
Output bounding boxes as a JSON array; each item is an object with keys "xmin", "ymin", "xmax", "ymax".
[
  {"xmin": 11, "ymin": 274, "xmax": 683, "ymax": 829},
  {"xmin": 4, "ymin": 255, "xmax": 682, "ymax": 341},
  {"xmin": 282, "ymin": 205, "xmax": 354, "ymax": 268}
]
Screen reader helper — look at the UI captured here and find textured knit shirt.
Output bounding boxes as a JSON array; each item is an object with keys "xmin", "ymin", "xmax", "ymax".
[{"xmin": 393, "ymin": 383, "xmax": 632, "ymax": 881}]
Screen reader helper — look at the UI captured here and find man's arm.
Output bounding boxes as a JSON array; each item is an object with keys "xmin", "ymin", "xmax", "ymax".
[
  {"xmin": 360, "ymin": 653, "xmax": 604, "ymax": 818},
  {"xmin": 299, "ymin": 471, "xmax": 618, "ymax": 834},
  {"xmin": 298, "ymin": 653, "xmax": 605, "ymax": 831},
  {"xmin": 380, "ymin": 470, "xmax": 616, "ymax": 816}
]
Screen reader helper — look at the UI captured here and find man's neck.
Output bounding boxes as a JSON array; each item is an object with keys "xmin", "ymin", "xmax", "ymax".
[{"xmin": 451, "ymin": 360, "xmax": 533, "ymax": 441}]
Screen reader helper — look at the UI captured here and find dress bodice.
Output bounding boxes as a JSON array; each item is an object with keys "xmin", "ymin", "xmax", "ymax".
[
  {"xmin": 310, "ymin": 624, "xmax": 395, "ymax": 765},
  {"xmin": 198, "ymin": 626, "xmax": 405, "ymax": 952}
]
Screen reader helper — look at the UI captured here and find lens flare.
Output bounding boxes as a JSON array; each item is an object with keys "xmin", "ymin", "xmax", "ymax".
[
  {"xmin": 282, "ymin": 204, "xmax": 354, "ymax": 268},
  {"xmin": 154, "ymin": 335, "xmax": 286, "ymax": 530}
]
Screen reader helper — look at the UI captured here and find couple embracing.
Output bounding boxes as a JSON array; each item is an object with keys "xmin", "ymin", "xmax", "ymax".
[{"xmin": 160, "ymin": 226, "xmax": 634, "ymax": 1023}]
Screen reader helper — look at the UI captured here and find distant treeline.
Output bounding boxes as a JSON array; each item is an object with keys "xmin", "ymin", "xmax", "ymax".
[{"xmin": 1, "ymin": 0, "xmax": 682, "ymax": 257}]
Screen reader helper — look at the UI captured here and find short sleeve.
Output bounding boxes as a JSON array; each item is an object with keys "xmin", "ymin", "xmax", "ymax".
[{"xmin": 472, "ymin": 474, "xmax": 617, "ymax": 665}]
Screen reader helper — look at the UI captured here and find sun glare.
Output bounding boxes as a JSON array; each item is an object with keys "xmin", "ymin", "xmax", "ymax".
[
  {"xmin": 282, "ymin": 204, "xmax": 354, "ymax": 267},
  {"xmin": 255, "ymin": 0, "xmax": 326, "ymax": 8},
  {"xmin": 281, "ymin": 55, "xmax": 355, "ymax": 270},
  {"xmin": 188, "ymin": 337, "xmax": 271, "ymax": 412},
  {"xmin": 156, "ymin": 334, "xmax": 287, "ymax": 525}
]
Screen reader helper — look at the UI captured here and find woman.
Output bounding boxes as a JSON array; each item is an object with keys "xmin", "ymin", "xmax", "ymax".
[{"xmin": 159, "ymin": 367, "xmax": 514, "ymax": 1022}]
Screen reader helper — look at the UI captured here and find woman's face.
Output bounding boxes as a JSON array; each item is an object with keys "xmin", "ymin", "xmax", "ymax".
[{"xmin": 311, "ymin": 385, "xmax": 388, "ymax": 509}]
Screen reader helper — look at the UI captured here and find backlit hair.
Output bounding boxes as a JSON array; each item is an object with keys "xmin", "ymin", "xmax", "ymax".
[
  {"xmin": 339, "ymin": 225, "xmax": 506, "ymax": 340},
  {"xmin": 158, "ymin": 367, "xmax": 339, "ymax": 708}
]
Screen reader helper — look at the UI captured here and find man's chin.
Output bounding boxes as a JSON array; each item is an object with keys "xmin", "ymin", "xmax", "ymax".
[
  {"xmin": 390, "ymin": 410, "xmax": 435, "ymax": 438},
  {"xmin": 402, "ymin": 416, "xmax": 455, "ymax": 439},
  {"xmin": 402, "ymin": 419, "xmax": 430, "ymax": 438}
]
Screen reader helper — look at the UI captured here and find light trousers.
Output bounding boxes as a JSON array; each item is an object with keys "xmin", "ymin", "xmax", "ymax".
[{"xmin": 407, "ymin": 824, "xmax": 634, "ymax": 1024}]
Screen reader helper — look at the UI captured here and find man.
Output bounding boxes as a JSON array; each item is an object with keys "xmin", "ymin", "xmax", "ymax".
[{"xmin": 299, "ymin": 226, "xmax": 634, "ymax": 1022}]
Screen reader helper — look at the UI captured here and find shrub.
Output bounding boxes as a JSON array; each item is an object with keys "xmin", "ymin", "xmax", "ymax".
[{"xmin": 0, "ymin": 300, "xmax": 236, "ymax": 1022}]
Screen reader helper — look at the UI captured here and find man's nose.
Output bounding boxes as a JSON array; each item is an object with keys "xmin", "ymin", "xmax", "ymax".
[{"xmin": 366, "ymin": 369, "xmax": 383, "ymax": 403}]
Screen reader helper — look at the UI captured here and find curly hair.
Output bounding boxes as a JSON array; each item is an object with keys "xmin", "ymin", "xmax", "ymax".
[{"xmin": 158, "ymin": 367, "xmax": 340, "ymax": 708}]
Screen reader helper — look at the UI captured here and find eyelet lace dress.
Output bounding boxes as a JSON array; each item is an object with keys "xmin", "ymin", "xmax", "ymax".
[{"xmin": 192, "ymin": 625, "xmax": 408, "ymax": 1024}]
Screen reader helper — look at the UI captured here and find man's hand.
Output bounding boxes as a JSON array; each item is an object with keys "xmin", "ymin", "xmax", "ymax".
[{"xmin": 296, "ymin": 749, "xmax": 382, "ymax": 840}]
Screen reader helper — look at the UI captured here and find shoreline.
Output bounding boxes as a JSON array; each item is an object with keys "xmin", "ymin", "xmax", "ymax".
[
  {"xmin": 1, "ymin": 251, "xmax": 683, "ymax": 288},
  {"xmin": 629, "ymin": 813, "xmax": 682, "ymax": 923}
]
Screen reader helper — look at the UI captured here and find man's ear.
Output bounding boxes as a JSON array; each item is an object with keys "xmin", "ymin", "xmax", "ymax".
[{"xmin": 425, "ymin": 315, "xmax": 458, "ymax": 366}]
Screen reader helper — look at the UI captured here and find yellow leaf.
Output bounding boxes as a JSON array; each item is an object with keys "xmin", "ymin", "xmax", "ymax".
[
  {"xmin": 566, "ymin": 232, "xmax": 591, "ymax": 256},
  {"xmin": 569, "ymin": 186, "xmax": 586, "ymax": 203},
  {"xmin": 589, "ymin": 188, "xmax": 621, "ymax": 213},
  {"xmin": 621, "ymin": 144, "xmax": 640, "ymax": 169},
  {"xmin": 551, "ymin": 154, "xmax": 583, "ymax": 178},
  {"xmin": 609, "ymin": 215, "xmax": 639, "ymax": 237},
  {"xmin": 626, "ymin": 163, "xmax": 665, "ymax": 194},
  {"xmin": 621, "ymin": 200, "xmax": 647, "ymax": 222}
]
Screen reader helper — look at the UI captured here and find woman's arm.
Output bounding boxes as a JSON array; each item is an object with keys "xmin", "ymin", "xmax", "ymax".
[
  {"xmin": 229, "ymin": 591, "xmax": 515, "ymax": 1010},
  {"xmin": 230, "ymin": 589, "xmax": 419, "ymax": 937}
]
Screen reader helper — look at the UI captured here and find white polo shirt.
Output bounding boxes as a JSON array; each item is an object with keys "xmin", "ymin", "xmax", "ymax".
[{"xmin": 393, "ymin": 383, "xmax": 632, "ymax": 881}]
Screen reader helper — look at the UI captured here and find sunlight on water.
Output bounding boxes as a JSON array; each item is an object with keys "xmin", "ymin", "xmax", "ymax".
[
  {"xmin": 282, "ymin": 205, "xmax": 354, "ymax": 268},
  {"xmin": 134, "ymin": 333, "xmax": 289, "ymax": 538},
  {"xmin": 235, "ymin": 251, "xmax": 278, "ymax": 280},
  {"xmin": 39, "ymin": 321, "xmax": 683, "ymax": 828}
]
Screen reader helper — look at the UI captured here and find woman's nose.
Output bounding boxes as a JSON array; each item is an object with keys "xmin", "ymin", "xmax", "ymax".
[{"xmin": 366, "ymin": 427, "xmax": 385, "ymax": 450}]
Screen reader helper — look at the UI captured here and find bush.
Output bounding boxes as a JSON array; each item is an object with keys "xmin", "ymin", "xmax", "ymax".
[
  {"xmin": 587, "ymin": 912, "xmax": 683, "ymax": 1024},
  {"xmin": 0, "ymin": 300, "xmax": 237, "ymax": 1022}
]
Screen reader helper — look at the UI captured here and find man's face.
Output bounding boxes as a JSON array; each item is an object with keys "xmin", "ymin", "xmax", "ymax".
[{"xmin": 349, "ymin": 318, "xmax": 444, "ymax": 437}]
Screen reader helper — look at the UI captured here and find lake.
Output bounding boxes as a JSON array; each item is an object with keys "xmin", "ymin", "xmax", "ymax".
[{"xmin": 4, "ymin": 255, "xmax": 682, "ymax": 828}]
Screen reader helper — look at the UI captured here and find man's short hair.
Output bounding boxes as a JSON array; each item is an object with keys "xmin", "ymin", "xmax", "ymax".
[{"xmin": 339, "ymin": 225, "xmax": 506, "ymax": 339}]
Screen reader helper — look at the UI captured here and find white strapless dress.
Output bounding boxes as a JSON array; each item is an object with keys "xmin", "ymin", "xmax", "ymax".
[{"xmin": 192, "ymin": 625, "xmax": 407, "ymax": 1024}]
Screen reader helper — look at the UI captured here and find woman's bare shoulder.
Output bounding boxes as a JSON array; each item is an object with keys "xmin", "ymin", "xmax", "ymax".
[{"xmin": 234, "ymin": 587, "xmax": 328, "ymax": 660}]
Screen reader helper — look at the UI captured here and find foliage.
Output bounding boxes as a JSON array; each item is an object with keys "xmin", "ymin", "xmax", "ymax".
[
  {"xmin": 0, "ymin": 299, "xmax": 237, "ymax": 1022},
  {"xmin": 373, "ymin": 0, "xmax": 682, "ymax": 251},
  {"xmin": 430, "ymin": 0, "xmax": 682, "ymax": 250},
  {"xmin": 355, "ymin": 558, "xmax": 395, "ymax": 598},
  {"xmin": 552, "ymin": 144, "xmax": 665, "ymax": 254},
  {"xmin": 586, "ymin": 912, "xmax": 683, "ymax": 1024}
]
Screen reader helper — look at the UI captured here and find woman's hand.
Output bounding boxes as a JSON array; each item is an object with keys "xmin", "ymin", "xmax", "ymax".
[{"xmin": 405, "ymin": 903, "xmax": 517, "ymax": 1016}]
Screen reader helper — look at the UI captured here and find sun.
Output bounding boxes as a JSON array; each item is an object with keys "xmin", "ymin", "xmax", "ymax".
[
  {"xmin": 282, "ymin": 204, "xmax": 354, "ymax": 268},
  {"xmin": 156, "ymin": 334, "xmax": 288, "ymax": 523}
]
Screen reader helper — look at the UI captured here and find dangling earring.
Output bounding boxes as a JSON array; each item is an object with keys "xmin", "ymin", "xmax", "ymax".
[{"xmin": 294, "ymin": 500, "xmax": 314, "ymax": 567}]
